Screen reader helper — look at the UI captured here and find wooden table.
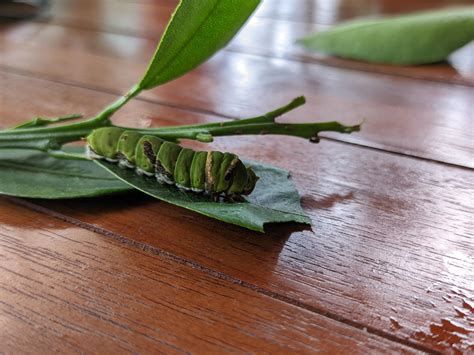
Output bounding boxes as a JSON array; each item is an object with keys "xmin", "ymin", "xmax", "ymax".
[{"xmin": 1, "ymin": 1, "xmax": 473, "ymax": 353}]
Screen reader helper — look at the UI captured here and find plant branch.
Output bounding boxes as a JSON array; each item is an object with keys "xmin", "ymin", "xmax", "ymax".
[
  {"xmin": 10, "ymin": 114, "xmax": 83, "ymax": 130},
  {"xmin": 130, "ymin": 120, "xmax": 361, "ymax": 143},
  {"xmin": 0, "ymin": 97, "xmax": 361, "ymax": 152},
  {"xmin": 123, "ymin": 97, "xmax": 361, "ymax": 142},
  {"xmin": 0, "ymin": 119, "xmax": 103, "ymax": 150}
]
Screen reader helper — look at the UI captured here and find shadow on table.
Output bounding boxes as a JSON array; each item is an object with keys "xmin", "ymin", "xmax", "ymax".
[{"xmin": 4, "ymin": 189, "xmax": 353, "ymax": 283}]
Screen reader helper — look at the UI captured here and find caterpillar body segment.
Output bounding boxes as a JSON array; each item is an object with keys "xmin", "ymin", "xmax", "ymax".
[
  {"xmin": 116, "ymin": 130, "xmax": 142, "ymax": 168},
  {"xmin": 174, "ymin": 148, "xmax": 196, "ymax": 191},
  {"xmin": 156, "ymin": 141, "xmax": 182, "ymax": 185},
  {"xmin": 86, "ymin": 128, "xmax": 259, "ymax": 200},
  {"xmin": 136, "ymin": 135, "xmax": 164, "ymax": 176},
  {"xmin": 189, "ymin": 151, "xmax": 207, "ymax": 192}
]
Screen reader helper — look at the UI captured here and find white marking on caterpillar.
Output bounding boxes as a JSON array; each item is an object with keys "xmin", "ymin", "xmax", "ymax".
[
  {"xmin": 156, "ymin": 173, "xmax": 174, "ymax": 185},
  {"xmin": 86, "ymin": 146, "xmax": 103, "ymax": 160},
  {"xmin": 118, "ymin": 159, "xmax": 135, "ymax": 169},
  {"xmin": 176, "ymin": 184, "xmax": 191, "ymax": 191},
  {"xmin": 135, "ymin": 168, "xmax": 154, "ymax": 177}
]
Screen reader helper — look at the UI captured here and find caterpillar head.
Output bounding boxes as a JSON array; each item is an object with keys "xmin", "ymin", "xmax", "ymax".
[{"xmin": 242, "ymin": 167, "xmax": 259, "ymax": 195}]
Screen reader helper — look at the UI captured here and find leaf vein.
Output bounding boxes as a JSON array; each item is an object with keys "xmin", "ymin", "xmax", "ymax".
[{"xmin": 0, "ymin": 161, "xmax": 117, "ymax": 181}]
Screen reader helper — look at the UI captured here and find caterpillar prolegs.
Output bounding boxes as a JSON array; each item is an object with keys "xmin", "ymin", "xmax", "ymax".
[{"xmin": 86, "ymin": 128, "xmax": 259, "ymax": 201}]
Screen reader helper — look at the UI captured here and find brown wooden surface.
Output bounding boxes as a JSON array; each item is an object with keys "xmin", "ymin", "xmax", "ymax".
[
  {"xmin": 1, "ymin": 0, "xmax": 473, "ymax": 353},
  {"xmin": 2, "ymin": 198, "xmax": 421, "ymax": 354}
]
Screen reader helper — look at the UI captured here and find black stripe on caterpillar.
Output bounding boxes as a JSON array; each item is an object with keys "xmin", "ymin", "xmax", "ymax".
[{"xmin": 86, "ymin": 127, "xmax": 259, "ymax": 201}]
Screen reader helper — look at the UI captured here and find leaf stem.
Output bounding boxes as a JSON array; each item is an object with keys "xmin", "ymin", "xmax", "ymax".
[{"xmin": 91, "ymin": 84, "xmax": 142, "ymax": 124}]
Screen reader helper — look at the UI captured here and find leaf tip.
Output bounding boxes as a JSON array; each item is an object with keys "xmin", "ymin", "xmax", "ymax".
[{"xmin": 294, "ymin": 96, "xmax": 306, "ymax": 105}]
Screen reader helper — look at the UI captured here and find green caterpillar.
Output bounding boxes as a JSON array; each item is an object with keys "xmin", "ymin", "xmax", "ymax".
[{"xmin": 86, "ymin": 128, "xmax": 259, "ymax": 201}]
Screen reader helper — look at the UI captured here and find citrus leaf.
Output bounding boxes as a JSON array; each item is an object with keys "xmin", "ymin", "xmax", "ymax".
[
  {"xmin": 0, "ymin": 149, "xmax": 132, "ymax": 199},
  {"xmin": 95, "ymin": 159, "xmax": 311, "ymax": 232},
  {"xmin": 298, "ymin": 7, "xmax": 474, "ymax": 65},
  {"xmin": 139, "ymin": 0, "xmax": 260, "ymax": 89}
]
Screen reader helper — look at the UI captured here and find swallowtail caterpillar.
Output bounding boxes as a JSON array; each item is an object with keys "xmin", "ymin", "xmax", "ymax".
[{"xmin": 86, "ymin": 127, "xmax": 259, "ymax": 202}]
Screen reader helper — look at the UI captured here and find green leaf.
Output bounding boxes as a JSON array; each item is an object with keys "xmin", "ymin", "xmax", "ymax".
[
  {"xmin": 298, "ymin": 7, "xmax": 474, "ymax": 65},
  {"xmin": 139, "ymin": 0, "xmax": 260, "ymax": 89},
  {"xmin": 95, "ymin": 160, "xmax": 311, "ymax": 232},
  {"xmin": 0, "ymin": 149, "xmax": 132, "ymax": 199}
]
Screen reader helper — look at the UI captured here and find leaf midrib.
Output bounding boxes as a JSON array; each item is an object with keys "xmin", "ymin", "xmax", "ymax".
[
  {"xmin": 0, "ymin": 160, "xmax": 118, "ymax": 181},
  {"xmin": 142, "ymin": 0, "xmax": 221, "ymax": 88}
]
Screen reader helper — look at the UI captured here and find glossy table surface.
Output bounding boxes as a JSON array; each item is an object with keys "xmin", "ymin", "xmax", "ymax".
[{"xmin": 1, "ymin": 1, "xmax": 473, "ymax": 353}]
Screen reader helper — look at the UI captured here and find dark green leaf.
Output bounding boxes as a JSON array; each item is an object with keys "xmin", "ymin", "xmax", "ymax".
[
  {"xmin": 298, "ymin": 7, "xmax": 474, "ymax": 65},
  {"xmin": 96, "ymin": 160, "xmax": 311, "ymax": 232},
  {"xmin": 0, "ymin": 149, "xmax": 132, "ymax": 199},
  {"xmin": 139, "ymin": 0, "xmax": 260, "ymax": 89}
]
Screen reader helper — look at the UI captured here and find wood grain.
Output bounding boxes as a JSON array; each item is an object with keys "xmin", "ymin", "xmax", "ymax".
[
  {"xmin": 132, "ymin": 0, "xmax": 474, "ymax": 24},
  {"xmin": 0, "ymin": 72, "xmax": 471, "ymax": 353},
  {"xmin": 0, "ymin": 198, "xmax": 420, "ymax": 354},
  {"xmin": 0, "ymin": 71, "xmax": 215, "ymax": 130},
  {"xmin": 32, "ymin": 0, "xmax": 474, "ymax": 85},
  {"xmin": 42, "ymin": 0, "xmax": 474, "ymax": 27},
  {"xmin": 251, "ymin": 0, "xmax": 474, "ymax": 24},
  {"xmin": 0, "ymin": 27, "xmax": 473, "ymax": 167}
]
